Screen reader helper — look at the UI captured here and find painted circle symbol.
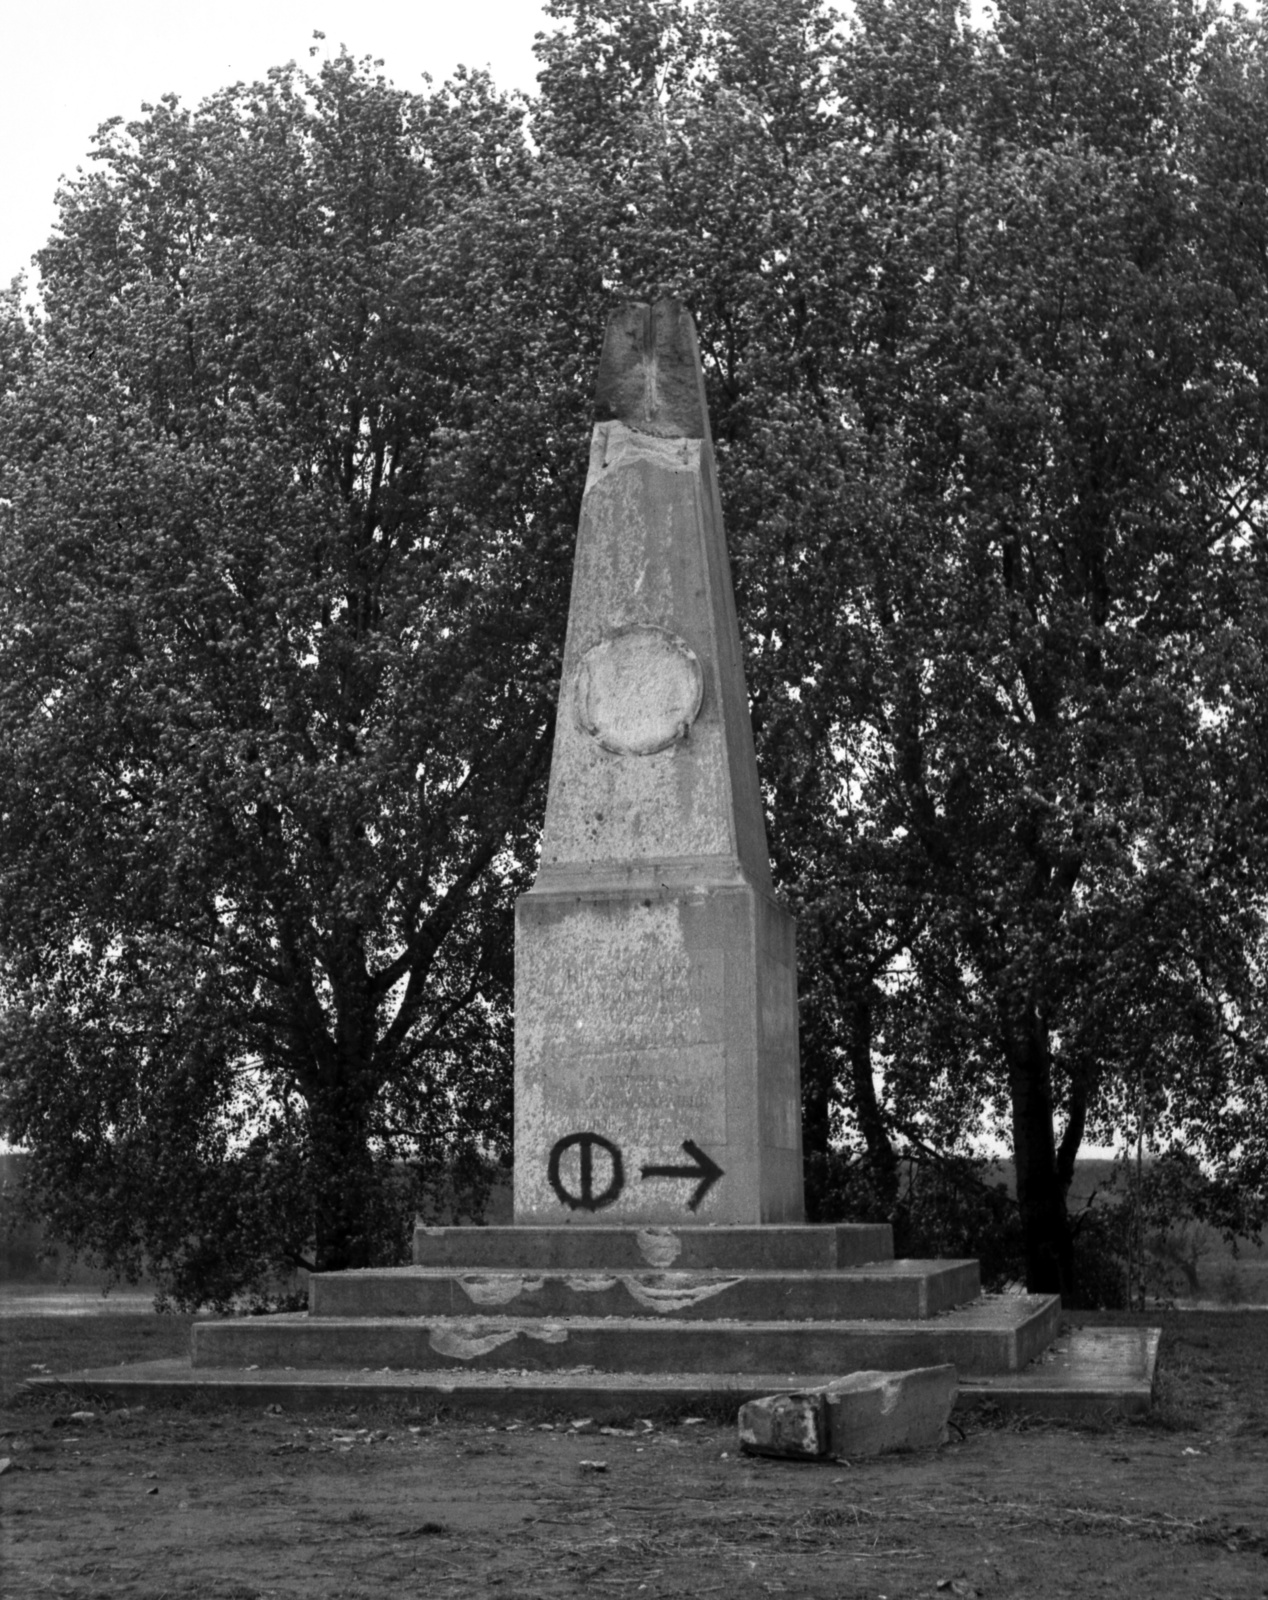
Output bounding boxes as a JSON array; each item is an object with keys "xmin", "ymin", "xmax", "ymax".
[{"xmin": 548, "ymin": 1132, "xmax": 625, "ymax": 1211}]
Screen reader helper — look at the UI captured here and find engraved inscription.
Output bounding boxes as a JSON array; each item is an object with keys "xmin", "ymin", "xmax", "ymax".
[
  {"xmin": 557, "ymin": 1048, "xmax": 727, "ymax": 1144},
  {"xmin": 532, "ymin": 946, "xmax": 728, "ymax": 1146},
  {"xmin": 541, "ymin": 952, "xmax": 724, "ymax": 1051}
]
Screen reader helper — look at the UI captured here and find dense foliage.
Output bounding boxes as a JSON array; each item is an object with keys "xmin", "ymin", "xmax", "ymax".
[
  {"xmin": 0, "ymin": 59, "xmax": 597, "ymax": 1298},
  {"xmin": 2, "ymin": 0, "xmax": 1266, "ymax": 1302}
]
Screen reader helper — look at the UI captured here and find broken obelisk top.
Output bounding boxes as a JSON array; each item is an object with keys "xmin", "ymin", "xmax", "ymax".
[{"xmin": 514, "ymin": 297, "xmax": 804, "ymax": 1226}]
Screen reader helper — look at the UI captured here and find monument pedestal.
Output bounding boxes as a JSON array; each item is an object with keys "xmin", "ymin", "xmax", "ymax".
[{"xmin": 514, "ymin": 871, "xmax": 801, "ymax": 1225}]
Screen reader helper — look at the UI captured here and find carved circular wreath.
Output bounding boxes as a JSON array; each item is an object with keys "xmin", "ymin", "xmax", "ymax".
[{"xmin": 574, "ymin": 624, "xmax": 704, "ymax": 756}]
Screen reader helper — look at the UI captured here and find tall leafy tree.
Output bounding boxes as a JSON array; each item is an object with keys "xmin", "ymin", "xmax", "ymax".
[
  {"xmin": 4, "ymin": 0, "xmax": 1267, "ymax": 1305},
  {"xmin": 527, "ymin": 0, "xmax": 1268, "ymax": 1291},
  {"xmin": 0, "ymin": 53, "xmax": 599, "ymax": 1299},
  {"xmin": 825, "ymin": 0, "xmax": 1268, "ymax": 1289}
]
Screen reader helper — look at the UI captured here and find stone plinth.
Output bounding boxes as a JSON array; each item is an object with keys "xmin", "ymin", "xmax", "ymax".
[
  {"xmin": 191, "ymin": 1293, "xmax": 1058, "ymax": 1378},
  {"xmin": 515, "ymin": 875, "xmax": 800, "ymax": 1223},
  {"xmin": 412, "ymin": 1222, "xmax": 894, "ymax": 1271},
  {"xmin": 514, "ymin": 299, "xmax": 802, "ymax": 1226},
  {"xmin": 309, "ymin": 1256, "xmax": 981, "ymax": 1322}
]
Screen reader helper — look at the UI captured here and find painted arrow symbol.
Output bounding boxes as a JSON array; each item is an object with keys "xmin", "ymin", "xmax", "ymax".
[{"xmin": 640, "ymin": 1140, "xmax": 724, "ymax": 1212}]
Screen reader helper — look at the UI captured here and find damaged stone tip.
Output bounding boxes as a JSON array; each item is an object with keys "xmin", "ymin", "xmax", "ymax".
[{"xmin": 593, "ymin": 297, "xmax": 709, "ymax": 439}]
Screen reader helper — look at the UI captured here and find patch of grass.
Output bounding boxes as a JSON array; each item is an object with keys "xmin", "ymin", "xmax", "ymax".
[
  {"xmin": 1142, "ymin": 1309, "xmax": 1268, "ymax": 1434},
  {"xmin": 1144, "ymin": 1365, "xmax": 1205, "ymax": 1432},
  {"xmin": 0, "ymin": 1312, "xmax": 196, "ymax": 1404}
]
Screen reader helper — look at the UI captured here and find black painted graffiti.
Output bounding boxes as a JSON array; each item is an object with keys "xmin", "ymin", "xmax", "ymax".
[
  {"xmin": 640, "ymin": 1140, "xmax": 724, "ymax": 1212},
  {"xmin": 548, "ymin": 1131, "xmax": 625, "ymax": 1211},
  {"xmin": 548, "ymin": 1132, "xmax": 726, "ymax": 1212}
]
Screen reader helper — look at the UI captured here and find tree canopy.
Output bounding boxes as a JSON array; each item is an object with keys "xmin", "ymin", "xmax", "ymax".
[
  {"xmin": 2, "ymin": 0, "xmax": 1266, "ymax": 1303},
  {"xmin": 0, "ymin": 56, "xmax": 594, "ymax": 1297}
]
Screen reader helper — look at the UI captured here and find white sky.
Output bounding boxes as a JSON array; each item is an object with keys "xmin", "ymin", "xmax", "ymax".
[{"xmin": 2, "ymin": 0, "xmax": 552, "ymax": 289}]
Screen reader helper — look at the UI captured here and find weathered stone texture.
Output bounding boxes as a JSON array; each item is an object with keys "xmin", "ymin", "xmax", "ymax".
[
  {"xmin": 515, "ymin": 882, "xmax": 801, "ymax": 1224},
  {"xmin": 737, "ymin": 1391, "xmax": 828, "ymax": 1459},
  {"xmin": 823, "ymin": 1364, "xmax": 958, "ymax": 1458},
  {"xmin": 533, "ymin": 422, "xmax": 770, "ymax": 881},
  {"xmin": 735, "ymin": 1365, "xmax": 958, "ymax": 1461}
]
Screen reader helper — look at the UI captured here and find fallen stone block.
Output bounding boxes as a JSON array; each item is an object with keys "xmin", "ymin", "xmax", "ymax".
[
  {"xmin": 737, "ymin": 1390, "xmax": 827, "ymax": 1458},
  {"xmin": 824, "ymin": 1364, "xmax": 957, "ymax": 1458}
]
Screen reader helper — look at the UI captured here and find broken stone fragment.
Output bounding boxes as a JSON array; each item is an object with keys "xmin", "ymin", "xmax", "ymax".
[
  {"xmin": 823, "ymin": 1364, "xmax": 958, "ymax": 1458},
  {"xmin": 736, "ymin": 1365, "xmax": 959, "ymax": 1461},
  {"xmin": 737, "ymin": 1390, "xmax": 827, "ymax": 1459}
]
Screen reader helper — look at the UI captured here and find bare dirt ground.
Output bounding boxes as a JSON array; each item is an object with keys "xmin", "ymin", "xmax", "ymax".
[{"xmin": 1, "ymin": 1310, "xmax": 1266, "ymax": 1600}]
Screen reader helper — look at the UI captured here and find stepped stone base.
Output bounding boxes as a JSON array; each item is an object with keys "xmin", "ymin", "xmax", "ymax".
[
  {"xmin": 30, "ymin": 1325, "xmax": 1159, "ymax": 1419},
  {"xmin": 192, "ymin": 1294, "xmax": 1057, "ymax": 1378},
  {"xmin": 32, "ymin": 1225, "xmax": 1157, "ymax": 1420},
  {"xmin": 962, "ymin": 1324, "xmax": 1162, "ymax": 1418},
  {"xmin": 190, "ymin": 1225, "xmax": 1055, "ymax": 1385},
  {"xmin": 311, "ymin": 1260, "xmax": 980, "ymax": 1322}
]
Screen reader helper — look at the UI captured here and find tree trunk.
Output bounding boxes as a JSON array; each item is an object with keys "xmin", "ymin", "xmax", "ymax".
[
  {"xmin": 799, "ymin": 1010, "xmax": 838, "ymax": 1222},
  {"xmin": 303, "ymin": 930, "xmax": 386, "ymax": 1274},
  {"xmin": 800, "ymin": 1032, "xmax": 833, "ymax": 1169},
  {"xmin": 308, "ymin": 1080, "xmax": 378, "ymax": 1273},
  {"xmin": 1003, "ymin": 998, "xmax": 1073, "ymax": 1297},
  {"xmin": 846, "ymin": 991, "xmax": 899, "ymax": 1216}
]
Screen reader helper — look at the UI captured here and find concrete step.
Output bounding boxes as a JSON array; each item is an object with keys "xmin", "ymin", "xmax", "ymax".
[
  {"xmin": 311, "ymin": 1259, "xmax": 980, "ymax": 1323},
  {"xmin": 192, "ymin": 1292, "xmax": 1059, "ymax": 1379},
  {"xmin": 412, "ymin": 1223, "xmax": 894, "ymax": 1271},
  {"xmin": 960, "ymin": 1324, "xmax": 1163, "ymax": 1418},
  {"xmin": 29, "ymin": 1323, "xmax": 1159, "ymax": 1420}
]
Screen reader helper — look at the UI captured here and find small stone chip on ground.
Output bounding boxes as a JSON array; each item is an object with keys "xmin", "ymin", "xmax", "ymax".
[
  {"xmin": 737, "ymin": 1366, "xmax": 958, "ymax": 1461},
  {"xmin": 737, "ymin": 1391, "xmax": 828, "ymax": 1459},
  {"xmin": 824, "ymin": 1364, "xmax": 958, "ymax": 1458}
]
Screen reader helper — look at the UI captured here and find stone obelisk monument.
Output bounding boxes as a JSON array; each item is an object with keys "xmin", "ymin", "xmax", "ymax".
[
  {"xmin": 182, "ymin": 301, "xmax": 1075, "ymax": 1427},
  {"xmin": 514, "ymin": 298, "xmax": 803, "ymax": 1225}
]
